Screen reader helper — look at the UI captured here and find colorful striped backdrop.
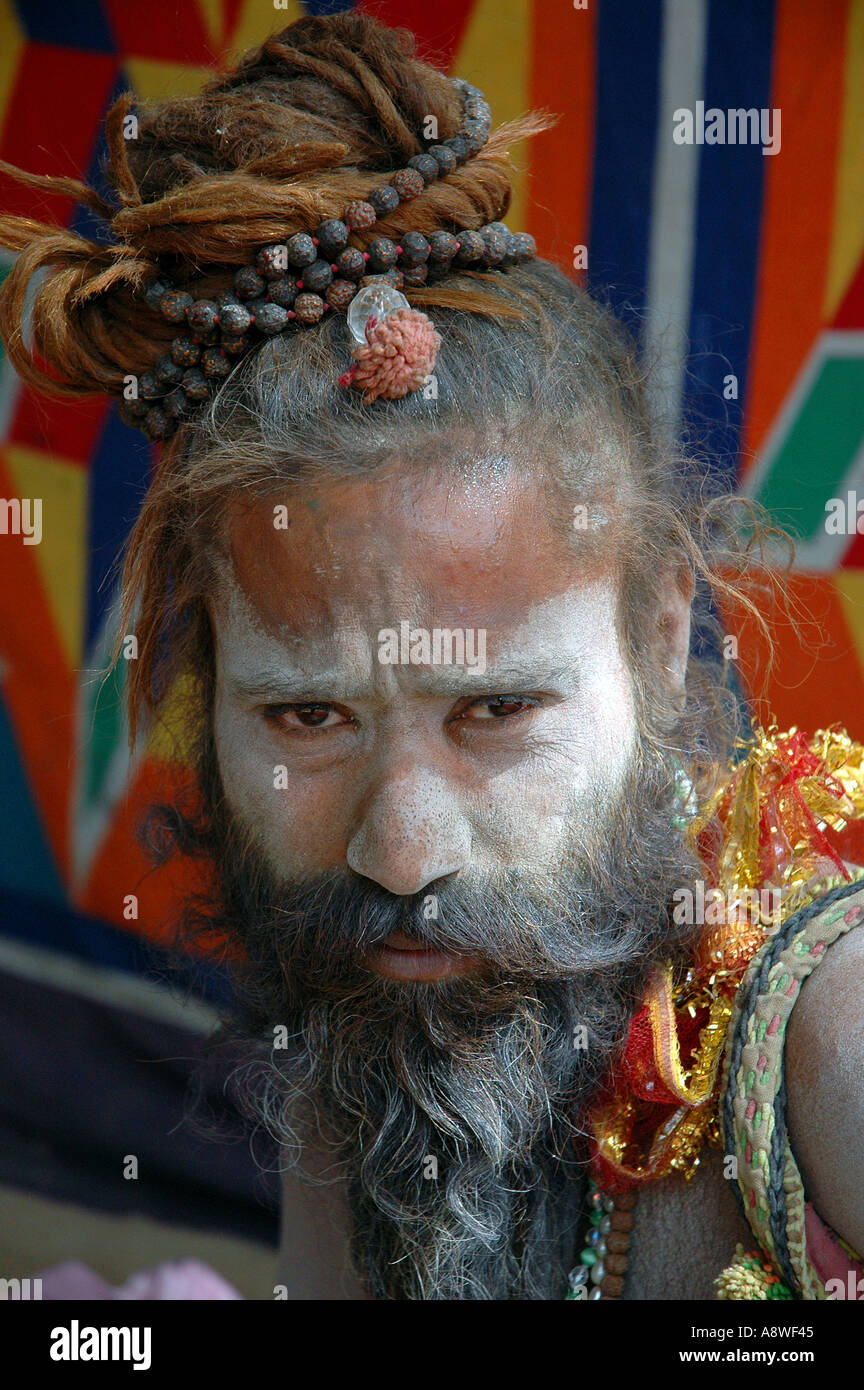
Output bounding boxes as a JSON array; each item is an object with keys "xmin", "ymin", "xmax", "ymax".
[{"xmin": 0, "ymin": 0, "xmax": 861, "ymax": 1084}]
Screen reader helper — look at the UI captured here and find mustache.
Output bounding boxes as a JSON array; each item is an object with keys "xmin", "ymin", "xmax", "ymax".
[{"xmin": 223, "ymin": 856, "xmax": 673, "ymax": 989}]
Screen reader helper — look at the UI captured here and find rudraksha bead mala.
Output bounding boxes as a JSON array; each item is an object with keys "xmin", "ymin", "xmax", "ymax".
[{"xmin": 120, "ymin": 77, "xmax": 537, "ymax": 441}]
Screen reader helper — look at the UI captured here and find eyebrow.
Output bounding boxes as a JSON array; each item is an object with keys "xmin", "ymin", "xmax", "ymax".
[{"xmin": 229, "ymin": 661, "xmax": 576, "ymax": 704}]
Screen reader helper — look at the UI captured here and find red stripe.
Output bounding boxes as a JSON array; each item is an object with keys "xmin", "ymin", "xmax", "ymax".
[
  {"xmin": 77, "ymin": 757, "xmax": 223, "ymax": 953},
  {"xmin": 0, "ymin": 449, "xmax": 74, "ymax": 880},
  {"xmin": 357, "ymin": 0, "xmax": 477, "ymax": 70},
  {"xmin": 722, "ymin": 573, "xmax": 864, "ymax": 739},
  {"xmin": 832, "ymin": 251, "xmax": 864, "ymax": 330},
  {"xmin": 740, "ymin": 0, "xmax": 848, "ymax": 475},
  {"xmin": 526, "ymin": 0, "xmax": 594, "ymax": 273},
  {"xmin": 0, "ymin": 44, "xmax": 118, "ymax": 222},
  {"xmin": 10, "ymin": 391, "xmax": 109, "ymax": 468},
  {"xmin": 101, "ymin": 0, "xmax": 213, "ymax": 65}
]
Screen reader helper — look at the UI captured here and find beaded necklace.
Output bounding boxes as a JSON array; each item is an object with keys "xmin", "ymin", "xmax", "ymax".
[
  {"xmin": 567, "ymin": 1180, "xmax": 636, "ymax": 1300},
  {"xmin": 565, "ymin": 726, "xmax": 864, "ymax": 1302},
  {"xmin": 120, "ymin": 76, "xmax": 537, "ymax": 440}
]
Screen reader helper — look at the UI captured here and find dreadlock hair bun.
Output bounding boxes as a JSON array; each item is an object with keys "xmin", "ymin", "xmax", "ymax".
[{"xmin": 0, "ymin": 11, "xmax": 553, "ymax": 402}]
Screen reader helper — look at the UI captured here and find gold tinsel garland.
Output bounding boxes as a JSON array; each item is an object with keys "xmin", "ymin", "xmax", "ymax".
[{"xmin": 589, "ymin": 723, "xmax": 864, "ymax": 1192}]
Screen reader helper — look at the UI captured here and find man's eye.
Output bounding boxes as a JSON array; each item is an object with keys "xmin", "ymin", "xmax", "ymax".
[
  {"xmin": 460, "ymin": 695, "xmax": 537, "ymax": 720},
  {"xmin": 271, "ymin": 703, "xmax": 347, "ymax": 730}
]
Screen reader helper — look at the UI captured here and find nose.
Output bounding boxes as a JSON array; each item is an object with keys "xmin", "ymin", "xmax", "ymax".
[{"xmin": 346, "ymin": 763, "xmax": 471, "ymax": 896}]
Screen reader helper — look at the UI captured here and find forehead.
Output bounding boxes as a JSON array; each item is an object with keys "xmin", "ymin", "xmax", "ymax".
[{"xmin": 218, "ymin": 462, "xmax": 621, "ymax": 643}]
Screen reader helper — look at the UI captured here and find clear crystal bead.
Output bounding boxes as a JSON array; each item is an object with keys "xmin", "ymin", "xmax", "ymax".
[
  {"xmin": 568, "ymin": 1265, "xmax": 590, "ymax": 1290},
  {"xmin": 346, "ymin": 280, "xmax": 410, "ymax": 343},
  {"xmin": 588, "ymin": 1286, "xmax": 603, "ymax": 1300}
]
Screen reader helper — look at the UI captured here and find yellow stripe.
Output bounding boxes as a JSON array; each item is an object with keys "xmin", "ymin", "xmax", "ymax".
[
  {"xmin": 227, "ymin": 0, "xmax": 305, "ymax": 66},
  {"xmin": 0, "ymin": 0, "xmax": 24, "ymax": 135},
  {"xmin": 4, "ymin": 446, "xmax": 86, "ymax": 668},
  {"xmin": 823, "ymin": 0, "xmax": 864, "ymax": 318},
  {"xmin": 146, "ymin": 671, "xmax": 203, "ymax": 765},
  {"xmin": 834, "ymin": 570, "xmax": 864, "ymax": 675},
  {"xmin": 125, "ymin": 59, "xmax": 210, "ymax": 101},
  {"xmin": 196, "ymin": 0, "xmax": 224, "ymax": 51},
  {"xmin": 450, "ymin": 0, "xmax": 531, "ymax": 233}
]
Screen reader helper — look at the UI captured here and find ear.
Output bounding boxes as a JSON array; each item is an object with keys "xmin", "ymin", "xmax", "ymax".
[{"xmin": 651, "ymin": 562, "xmax": 694, "ymax": 708}]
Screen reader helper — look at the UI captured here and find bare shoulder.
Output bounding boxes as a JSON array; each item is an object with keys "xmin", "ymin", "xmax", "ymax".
[
  {"xmin": 786, "ymin": 919, "xmax": 864, "ymax": 1258},
  {"xmin": 624, "ymin": 1147, "xmax": 752, "ymax": 1299},
  {"xmin": 277, "ymin": 1148, "xmax": 366, "ymax": 1300}
]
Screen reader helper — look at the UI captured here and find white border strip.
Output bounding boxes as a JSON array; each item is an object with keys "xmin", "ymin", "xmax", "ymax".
[
  {"xmin": 645, "ymin": 0, "xmax": 708, "ymax": 447},
  {"xmin": 0, "ymin": 935, "xmax": 218, "ymax": 1033}
]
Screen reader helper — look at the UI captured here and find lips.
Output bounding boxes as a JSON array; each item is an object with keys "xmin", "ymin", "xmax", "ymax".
[
  {"xmin": 366, "ymin": 931, "xmax": 477, "ymax": 983},
  {"xmin": 380, "ymin": 931, "xmax": 428, "ymax": 952}
]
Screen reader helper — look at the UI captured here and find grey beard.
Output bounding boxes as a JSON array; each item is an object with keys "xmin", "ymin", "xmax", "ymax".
[
  {"xmin": 271, "ymin": 974, "xmax": 618, "ymax": 1300},
  {"xmin": 156, "ymin": 737, "xmax": 705, "ymax": 1299}
]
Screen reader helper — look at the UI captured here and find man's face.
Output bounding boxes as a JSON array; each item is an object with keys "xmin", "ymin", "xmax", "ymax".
[
  {"xmin": 198, "ymin": 457, "xmax": 698, "ymax": 1300},
  {"xmin": 211, "ymin": 459, "xmax": 639, "ymax": 980}
]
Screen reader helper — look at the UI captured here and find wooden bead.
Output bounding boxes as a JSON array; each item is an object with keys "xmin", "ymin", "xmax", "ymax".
[
  {"xmin": 285, "ymin": 233, "xmax": 317, "ymax": 269},
  {"xmin": 185, "ymin": 299, "xmax": 220, "ymax": 333},
  {"xmin": 190, "ymin": 324, "xmax": 219, "ymax": 346},
  {"xmin": 454, "ymin": 230, "xmax": 485, "ymax": 265},
  {"xmin": 154, "ymin": 353, "xmax": 183, "ymax": 387},
  {"xmin": 464, "ymin": 97, "xmax": 491, "ymax": 122},
  {"xmin": 267, "ymin": 278, "xmax": 297, "ymax": 310},
  {"xmin": 604, "ymin": 1253, "xmax": 629, "ymax": 1277},
  {"xmin": 444, "ymin": 134, "xmax": 469, "ymax": 163},
  {"xmin": 162, "ymin": 387, "xmax": 188, "ymax": 420},
  {"xmin": 138, "ymin": 370, "xmax": 163, "ymax": 400},
  {"xmin": 181, "ymin": 368, "xmax": 209, "ymax": 401},
  {"xmin": 614, "ymin": 1191, "xmax": 637, "ymax": 1212},
  {"xmin": 608, "ymin": 1210, "xmax": 634, "ymax": 1232},
  {"xmin": 366, "ymin": 237, "xmax": 399, "ymax": 273},
  {"xmin": 343, "ymin": 200, "xmax": 377, "ymax": 231},
  {"xmin": 171, "ymin": 338, "xmax": 199, "ymax": 367},
  {"xmin": 605, "ymin": 1230, "xmax": 631, "ymax": 1255},
  {"xmin": 221, "ymin": 334, "xmax": 250, "ymax": 357},
  {"xmin": 400, "ymin": 264, "xmax": 427, "ymax": 287},
  {"xmin": 510, "ymin": 232, "xmax": 536, "ymax": 264},
  {"xmin": 462, "ymin": 119, "xmax": 490, "ymax": 156},
  {"xmin": 144, "ymin": 278, "xmax": 172, "ymax": 312},
  {"xmin": 390, "ymin": 167, "xmax": 425, "ymax": 201},
  {"xmin": 335, "ymin": 247, "xmax": 366, "ymax": 281},
  {"xmin": 600, "ymin": 1274, "xmax": 625, "ymax": 1298},
  {"xmin": 325, "ymin": 279, "xmax": 356, "ymax": 311},
  {"xmin": 200, "ymin": 347, "xmax": 230, "ymax": 378},
  {"xmin": 427, "ymin": 144, "xmax": 457, "ymax": 176},
  {"xmin": 301, "ymin": 258, "xmax": 334, "ymax": 293},
  {"xmin": 159, "ymin": 290, "xmax": 193, "ymax": 324},
  {"xmin": 359, "ymin": 270, "xmax": 403, "ymax": 291},
  {"xmin": 142, "ymin": 404, "xmax": 170, "ymax": 440},
  {"xmin": 256, "ymin": 244, "xmax": 289, "ymax": 279},
  {"xmin": 428, "ymin": 230, "xmax": 460, "ymax": 263},
  {"xmin": 252, "ymin": 302, "xmax": 290, "ymax": 335},
  {"xmin": 399, "ymin": 232, "xmax": 430, "ymax": 267},
  {"xmin": 118, "ymin": 398, "xmax": 147, "ymax": 427},
  {"xmin": 315, "ymin": 219, "xmax": 349, "ymax": 257},
  {"xmin": 293, "ymin": 292, "xmax": 325, "ymax": 324},
  {"xmin": 218, "ymin": 300, "xmax": 252, "ymax": 334},
  {"xmin": 407, "ymin": 153, "xmax": 439, "ymax": 184},
  {"xmin": 480, "ymin": 222, "xmax": 509, "ymax": 265},
  {"xmin": 234, "ymin": 267, "xmax": 265, "ymax": 300},
  {"xmin": 368, "ymin": 186, "xmax": 399, "ymax": 218}
]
